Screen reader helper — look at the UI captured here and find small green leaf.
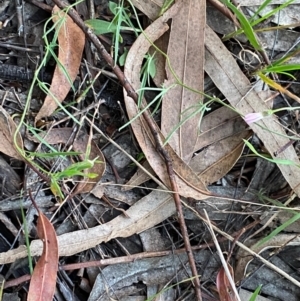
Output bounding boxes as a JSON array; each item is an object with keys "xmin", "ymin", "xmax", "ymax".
[
  {"xmin": 86, "ymin": 173, "xmax": 99, "ymax": 178},
  {"xmin": 149, "ymin": 57, "xmax": 156, "ymax": 78},
  {"xmin": 119, "ymin": 47, "xmax": 128, "ymax": 66},
  {"xmin": 109, "ymin": 1, "xmax": 118, "ymax": 15},
  {"xmin": 50, "ymin": 178, "xmax": 64, "ymax": 199},
  {"xmin": 85, "ymin": 19, "xmax": 117, "ymax": 35}
]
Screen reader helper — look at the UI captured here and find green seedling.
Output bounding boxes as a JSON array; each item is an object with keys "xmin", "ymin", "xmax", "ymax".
[
  {"xmin": 85, "ymin": 19, "xmax": 127, "ymax": 35},
  {"xmin": 145, "ymin": 276, "xmax": 200, "ymax": 301},
  {"xmin": 248, "ymin": 285, "xmax": 263, "ymax": 301},
  {"xmin": 50, "ymin": 156, "xmax": 100, "ymax": 199},
  {"xmin": 27, "ymin": 151, "xmax": 82, "ymax": 158},
  {"xmin": 258, "ymin": 63, "xmax": 300, "ymax": 79},
  {"xmin": 119, "ymin": 47, "xmax": 129, "ymax": 66},
  {"xmin": 129, "ymin": 152, "xmax": 145, "ymax": 167},
  {"xmin": 85, "ymin": 0, "xmax": 140, "ymax": 64},
  {"xmin": 52, "ymin": 158, "xmax": 100, "ymax": 181}
]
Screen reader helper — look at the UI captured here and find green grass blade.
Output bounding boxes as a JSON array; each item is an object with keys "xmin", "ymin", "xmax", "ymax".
[
  {"xmin": 220, "ymin": 0, "xmax": 261, "ymax": 50},
  {"xmin": 248, "ymin": 285, "xmax": 263, "ymax": 301},
  {"xmin": 256, "ymin": 211, "xmax": 300, "ymax": 247},
  {"xmin": 223, "ymin": 0, "xmax": 295, "ymax": 41},
  {"xmin": 28, "ymin": 151, "xmax": 82, "ymax": 158},
  {"xmin": 262, "ymin": 64, "xmax": 300, "ymax": 74},
  {"xmin": 251, "ymin": 0, "xmax": 296, "ymax": 27},
  {"xmin": 249, "ymin": 0, "xmax": 273, "ymax": 22}
]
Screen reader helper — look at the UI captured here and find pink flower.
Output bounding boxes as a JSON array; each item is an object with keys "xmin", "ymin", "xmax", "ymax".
[{"xmin": 244, "ymin": 112, "xmax": 264, "ymax": 125}]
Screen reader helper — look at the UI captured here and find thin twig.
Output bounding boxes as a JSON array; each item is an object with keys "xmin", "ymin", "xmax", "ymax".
[{"xmin": 50, "ymin": 0, "xmax": 202, "ymax": 299}]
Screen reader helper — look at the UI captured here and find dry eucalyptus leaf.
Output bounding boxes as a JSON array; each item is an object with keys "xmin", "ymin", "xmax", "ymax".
[
  {"xmin": 0, "ymin": 106, "xmax": 24, "ymax": 161},
  {"xmin": 35, "ymin": 6, "xmax": 85, "ymax": 122},
  {"xmin": 161, "ymin": 0, "xmax": 206, "ymax": 164},
  {"xmin": 28, "ymin": 211, "xmax": 58, "ymax": 301}
]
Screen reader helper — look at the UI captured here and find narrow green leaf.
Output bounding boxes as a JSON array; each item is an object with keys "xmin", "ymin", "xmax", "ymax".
[
  {"xmin": 243, "ymin": 139, "xmax": 300, "ymax": 166},
  {"xmin": 28, "ymin": 151, "xmax": 82, "ymax": 158},
  {"xmin": 85, "ymin": 19, "xmax": 117, "ymax": 35},
  {"xmin": 249, "ymin": 0, "xmax": 273, "ymax": 22},
  {"xmin": 109, "ymin": 1, "xmax": 118, "ymax": 14},
  {"xmin": 220, "ymin": 0, "xmax": 261, "ymax": 50},
  {"xmin": 86, "ymin": 173, "xmax": 99, "ymax": 178},
  {"xmin": 263, "ymin": 64, "xmax": 300, "ymax": 73},
  {"xmin": 159, "ymin": 0, "xmax": 175, "ymax": 16},
  {"xmin": 251, "ymin": 0, "xmax": 296, "ymax": 27},
  {"xmin": 223, "ymin": 0, "xmax": 295, "ymax": 42},
  {"xmin": 256, "ymin": 211, "xmax": 300, "ymax": 247},
  {"xmin": 248, "ymin": 285, "xmax": 263, "ymax": 301},
  {"xmin": 119, "ymin": 47, "xmax": 129, "ymax": 66},
  {"xmin": 50, "ymin": 178, "xmax": 64, "ymax": 199},
  {"xmin": 149, "ymin": 57, "xmax": 156, "ymax": 78}
]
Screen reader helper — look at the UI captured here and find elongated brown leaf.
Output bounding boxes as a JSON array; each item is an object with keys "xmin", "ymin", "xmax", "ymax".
[
  {"xmin": 123, "ymin": 1, "xmax": 210, "ymax": 200},
  {"xmin": 204, "ymin": 25, "xmax": 300, "ymax": 197},
  {"xmin": 216, "ymin": 264, "xmax": 239, "ymax": 301},
  {"xmin": 28, "ymin": 211, "xmax": 58, "ymax": 301},
  {"xmin": 162, "ymin": 0, "xmax": 206, "ymax": 164},
  {"xmin": 0, "ymin": 106, "xmax": 24, "ymax": 161},
  {"xmin": 35, "ymin": 6, "xmax": 85, "ymax": 122},
  {"xmin": 35, "ymin": 128, "xmax": 105, "ymax": 194}
]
